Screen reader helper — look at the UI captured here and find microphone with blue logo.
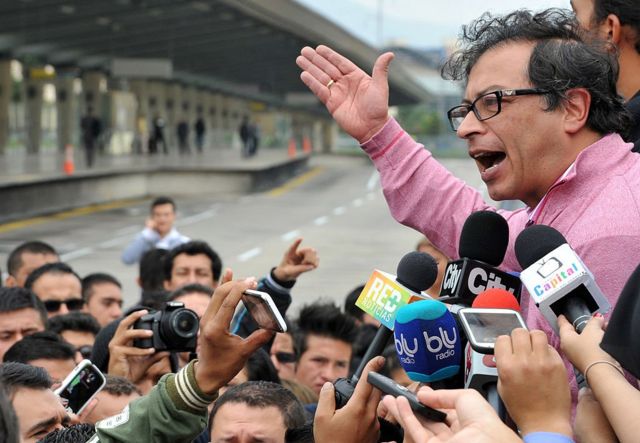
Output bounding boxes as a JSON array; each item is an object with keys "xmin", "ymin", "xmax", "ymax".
[{"xmin": 394, "ymin": 299, "xmax": 461, "ymax": 383}]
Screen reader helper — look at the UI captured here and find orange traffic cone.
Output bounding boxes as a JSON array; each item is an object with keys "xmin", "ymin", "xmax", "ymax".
[
  {"xmin": 288, "ymin": 138, "xmax": 296, "ymax": 158},
  {"xmin": 63, "ymin": 144, "xmax": 75, "ymax": 175},
  {"xmin": 302, "ymin": 136, "xmax": 312, "ymax": 154}
]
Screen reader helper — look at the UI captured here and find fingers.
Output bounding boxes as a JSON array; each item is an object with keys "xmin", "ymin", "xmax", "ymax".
[
  {"xmin": 351, "ymin": 356, "xmax": 384, "ymax": 415},
  {"xmin": 111, "ymin": 345, "xmax": 155, "ymax": 358},
  {"xmin": 494, "ymin": 334, "xmax": 513, "ymax": 358},
  {"xmin": 285, "ymin": 238, "xmax": 304, "ymax": 258},
  {"xmin": 530, "ymin": 330, "xmax": 551, "ymax": 354},
  {"xmin": 315, "ymin": 381, "xmax": 337, "ymax": 423},
  {"xmin": 316, "ymin": 45, "xmax": 360, "ymax": 75},
  {"xmin": 372, "ymin": 52, "xmax": 394, "ymax": 89},
  {"xmin": 241, "ymin": 328, "xmax": 275, "ymax": 356},
  {"xmin": 557, "ymin": 314, "xmax": 577, "ymax": 340},
  {"xmin": 299, "ymin": 71, "xmax": 330, "ymax": 103},
  {"xmin": 583, "ymin": 315, "xmax": 605, "ymax": 334},
  {"xmin": 214, "ymin": 278, "xmax": 257, "ymax": 329},
  {"xmin": 220, "ymin": 268, "xmax": 234, "ymax": 285},
  {"xmin": 111, "ymin": 310, "xmax": 149, "ymax": 345},
  {"xmin": 301, "ymin": 46, "xmax": 345, "ymax": 80},
  {"xmin": 509, "ymin": 328, "xmax": 532, "ymax": 353}
]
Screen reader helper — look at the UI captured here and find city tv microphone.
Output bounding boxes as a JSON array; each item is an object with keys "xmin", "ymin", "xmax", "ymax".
[
  {"xmin": 515, "ymin": 225, "xmax": 610, "ymax": 334},
  {"xmin": 439, "ymin": 211, "xmax": 521, "ymax": 305},
  {"xmin": 394, "ymin": 299, "xmax": 461, "ymax": 383},
  {"xmin": 334, "ymin": 251, "xmax": 438, "ymax": 408}
]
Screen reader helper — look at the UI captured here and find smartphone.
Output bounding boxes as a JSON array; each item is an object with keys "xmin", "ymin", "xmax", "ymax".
[
  {"xmin": 55, "ymin": 359, "xmax": 106, "ymax": 414},
  {"xmin": 367, "ymin": 371, "xmax": 447, "ymax": 422},
  {"xmin": 241, "ymin": 289, "xmax": 287, "ymax": 333},
  {"xmin": 458, "ymin": 308, "xmax": 527, "ymax": 354}
]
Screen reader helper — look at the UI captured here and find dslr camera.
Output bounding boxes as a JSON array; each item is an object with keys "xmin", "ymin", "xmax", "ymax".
[{"xmin": 133, "ymin": 302, "xmax": 199, "ymax": 352}]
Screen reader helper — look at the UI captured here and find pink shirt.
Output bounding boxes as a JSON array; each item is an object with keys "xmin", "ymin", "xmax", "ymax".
[{"xmin": 363, "ymin": 117, "xmax": 640, "ymax": 402}]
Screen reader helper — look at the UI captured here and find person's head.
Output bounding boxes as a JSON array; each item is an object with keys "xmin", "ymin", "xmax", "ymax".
[
  {"xmin": 25, "ymin": 263, "xmax": 83, "ymax": 318},
  {"xmin": 442, "ymin": 8, "xmax": 631, "ymax": 208},
  {"xmin": 46, "ymin": 312, "xmax": 101, "ymax": 360},
  {"xmin": 270, "ymin": 321, "xmax": 297, "ymax": 381},
  {"xmin": 81, "ymin": 273, "xmax": 123, "ymax": 327},
  {"xmin": 138, "ymin": 248, "xmax": 168, "ymax": 292},
  {"xmin": 344, "ymin": 285, "xmax": 380, "ymax": 327},
  {"xmin": 3, "ymin": 331, "xmax": 76, "ymax": 385},
  {"xmin": 382, "ymin": 344, "xmax": 411, "ymax": 387},
  {"xmin": 5, "ymin": 241, "xmax": 59, "ymax": 288},
  {"xmin": 82, "ymin": 375, "xmax": 141, "ymax": 425},
  {"xmin": 39, "ymin": 423, "xmax": 95, "ymax": 443},
  {"xmin": 416, "ymin": 237, "xmax": 450, "ymax": 296},
  {"xmin": 223, "ymin": 348, "xmax": 281, "ymax": 394},
  {"xmin": 169, "ymin": 283, "xmax": 213, "ymax": 318},
  {"xmin": 209, "ymin": 381, "xmax": 306, "ymax": 443},
  {"xmin": 0, "ymin": 387, "xmax": 20, "ymax": 443},
  {"xmin": 571, "ymin": 0, "xmax": 640, "ymax": 97},
  {"xmin": 150, "ymin": 196, "xmax": 176, "ymax": 237},
  {"xmin": 293, "ymin": 302, "xmax": 357, "ymax": 394},
  {"xmin": 163, "ymin": 241, "xmax": 222, "ymax": 291},
  {"xmin": 0, "ymin": 287, "xmax": 47, "ymax": 360},
  {"xmin": 0, "ymin": 362, "xmax": 69, "ymax": 443}
]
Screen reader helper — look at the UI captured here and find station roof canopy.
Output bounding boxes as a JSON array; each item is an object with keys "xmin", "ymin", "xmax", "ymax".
[{"xmin": 0, "ymin": 0, "xmax": 431, "ymax": 107}]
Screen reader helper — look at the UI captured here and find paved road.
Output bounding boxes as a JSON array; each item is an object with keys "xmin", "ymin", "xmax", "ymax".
[{"xmin": 0, "ymin": 153, "xmax": 488, "ymax": 316}]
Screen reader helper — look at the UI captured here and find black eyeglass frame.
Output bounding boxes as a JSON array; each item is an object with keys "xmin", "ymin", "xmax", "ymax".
[{"xmin": 447, "ymin": 88, "xmax": 550, "ymax": 131}]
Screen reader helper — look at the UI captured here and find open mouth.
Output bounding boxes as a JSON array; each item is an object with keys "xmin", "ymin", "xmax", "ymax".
[{"xmin": 472, "ymin": 152, "xmax": 506, "ymax": 172}]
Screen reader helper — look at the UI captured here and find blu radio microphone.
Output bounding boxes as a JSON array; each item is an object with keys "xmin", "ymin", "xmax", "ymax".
[
  {"xmin": 334, "ymin": 251, "xmax": 438, "ymax": 408},
  {"xmin": 439, "ymin": 211, "xmax": 521, "ymax": 305},
  {"xmin": 516, "ymin": 225, "xmax": 610, "ymax": 334},
  {"xmin": 394, "ymin": 299, "xmax": 461, "ymax": 383}
]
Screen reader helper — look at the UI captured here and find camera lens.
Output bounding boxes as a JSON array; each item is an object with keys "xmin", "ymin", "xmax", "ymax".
[{"xmin": 166, "ymin": 309, "xmax": 199, "ymax": 340}]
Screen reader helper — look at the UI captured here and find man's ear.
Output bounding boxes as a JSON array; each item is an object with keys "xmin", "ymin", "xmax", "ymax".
[
  {"xmin": 562, "ymin": 88, "xmax": 591, "ymax": 134},
  {"xmin": 604, "ymin": 13, "xmax": 623, "ymax": 46},
  {"xmin": 163, "ymin": 279, "xmax": 171, "ymax": 291},
  {"xmin": 4, "ymin": 275, "xmax": 16, "ymax": 287}
]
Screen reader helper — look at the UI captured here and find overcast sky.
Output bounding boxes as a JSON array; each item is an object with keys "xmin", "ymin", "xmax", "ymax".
[{"xmin": 295, "ymin": 0, "xmax": 571, "ymax": 48}]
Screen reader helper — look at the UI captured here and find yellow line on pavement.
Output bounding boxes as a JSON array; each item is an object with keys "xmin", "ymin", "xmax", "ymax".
[
  {"xmin": 0, "ymin": 198, "xmax": 146, "ymax": 234},
  {"xmin": 268, "ymin": 166, "xmax": 325, "ymax": 197}
]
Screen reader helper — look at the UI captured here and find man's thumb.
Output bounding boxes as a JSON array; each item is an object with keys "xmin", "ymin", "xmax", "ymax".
[{"xmin": 372, "ymin": 52, "xmax": 394, "ymax": 86}]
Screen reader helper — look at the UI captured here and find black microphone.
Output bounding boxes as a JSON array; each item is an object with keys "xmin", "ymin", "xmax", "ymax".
[
  {"xmin": 334, "ymin": 251, "xmax": 438, "ymax": 409},
  {"xmin": 439, "ymin": 211, "xmax": 521, "ymax": 305}
]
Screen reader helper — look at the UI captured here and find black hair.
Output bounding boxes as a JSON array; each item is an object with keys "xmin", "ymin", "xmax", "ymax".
[
  {"xmin": 46, "ymin": 312, "xmax": 101, "ymax": 337},
  {"xmin": 150, "ymin": 196, "xmax": 176, "ymax": 212},
  {"xmin": 285, "ymin": 423, "xmax": 314, "ymax": 443},
  {"xmin": 0, "ymin": 287, "xmax": 47, "ymax": 326},
  {"xmin": 349, "ymin": 324, "xmax": 381, "ymax": 375},
  {"xmin": 592, "ymin": 0, "xmax": 640, "ymax": 53},
  {"xmin": 139, "ymin": 248, "xmax": 169, "ymax": 292},
  {"xmin": 163, "ymin": 240, "xmax": 222, "ymax": 282},
  {"xmin": 138, "ymin": 290, "xmax": 171, "ymax": 311},
  {"xmin": 168, "ymin": 283, "xmax": 213, "ymax": 301},
  {"xmin": 246, "ymin": 348, "xmax": 281, "ymax": 385},
  {"xmin": 0, "ymin": 362, "xmax": 52, "ymax": 397},
  {"xmin": 209, "ymin": 381, "xmax": 306, "ymax": 431},
  {"xmin": 6, "ymin": 241, "xmax": 58, "ymax": 277},
  {"xmin": 344, "ymin": 284, "xmax": 365, "ymax": 322},
  {"xmin": 102, "ymin": 375, "xmax": 142, "ymax": 397},
  {"xmin": 81, "ymin": 273, "xmax": 121, "ymax": 302},
  {"xmin": 293, "ymin": 302, "xmax": 357, "ymax": 360},
  {"xmin": 24, "ymin": 262, "xmax": 81, "ymax": 291},
  {"xmin": 441, "ymin": 8, "xmax": 632, "ymax": 136},
  {"xmin": 0, "ymin": 387, "xmax": 20, "ymax": 443},
  {"xmin": 3, "ymin": 331, "xmax": 75, "ymax": 364},
  {"xmin": 38, "ymin": 423, "xmax": 95, "ymax": 443},
  {"xmin": 381, "ymin": 343, "xmax": 403, "ymax": 378}
]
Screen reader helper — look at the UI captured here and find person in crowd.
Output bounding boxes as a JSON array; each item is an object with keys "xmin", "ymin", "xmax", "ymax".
[
  {"xmin": 47, "ymin": 312, "xmax": 101, "ymax": 360},
  {"xmin": 82, "ymin": 375, "xmax": 142, "ymax": 425},
  {"xmin": 0, "ymin": 362, "xmax": 69, "ymax": 443},
  {"xmin": 221, "ymin": 348, "xmax": 281, "ymax": 394},
  {"xmin": 269, "ymin": 321, "xmax": 297, "ymax": 381},
  {"xmin": 5, "ymin": 240, "xmax": 59, "ymax": 288},
  {"xmin": 571, "ymin": 0, "xmax": 640, "ymax": 151},
  {"xmin": 297, "ymin": 8, "xmax": 640, "ymax": 405},
  {"xmin": 194, "ymin": 114, "xmax": 206, "ymax": 153},
  {"xmin": 0, "ymin": 287, "xmax": 47, "ymax": 360},
  {"xmin": 293, "ymin": 302, "xmax": 357, "ymax": 395},
  {"xmin": 121, "ymin": 197, "xmax": 190, "ymax": 265},
  {"xmin": 343, "ymin": 284, "xmax": 380, "ymax": 327},
  {"xmin": 169, "ymin": 283, "xmax": 213, "ymax": 319},
  {"xmin": 138, "ymin": 248, "xmax": 168, "ymax": 293},
  {"xmin": 150, "ymin": 116, "xmax": 167, "ymax": 155},
  {"xmin": 40, "ymin": 424, "xmax": 96, "ymax": 443},
  {"xmin": 209, "ymin": 381, "xmax": 307, "ymax": 443},
  {"xmin": 239, "ymin": 115, "xmax": 251, "ymax": 157},
  {"xmin": 25, "ymin": 262, "xmax": 83, "ymax": 319},
  {"xmin": 0, "ymin": 386, "xmax": 20, "ymax": 443},
  {"xmin": 3, "ymin": 331, "xmax": 76, "ymax": 386},
  {"xmin": 163, "ymin": 240, "xmax": 222, "ymax": 291},
  {"xmin": 80, "ymin": 106, "xmax": 101, "ymax": 168},
  {"xmin": 81, "ymin": 273, "xmax": 123, "ymax": 327},
  {"xmin": 177, "ymin": 120, "xmax": 190, "ymax": 155},
  {"xmin": 416, "ymin": 236, "xmax": 450, "ymax": 297}
]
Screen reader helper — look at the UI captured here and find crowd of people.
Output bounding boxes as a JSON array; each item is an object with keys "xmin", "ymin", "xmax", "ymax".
[{"xmin": 1, "ymin": 1, "xmax": 640, "ymax": 442}]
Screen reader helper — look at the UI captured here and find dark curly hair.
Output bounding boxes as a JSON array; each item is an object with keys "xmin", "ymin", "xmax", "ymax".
[
  {"xmin": 592, "ymin": 0, "xmax": 640, "ymax": 53},
  {"xmin": 441, "ymin": 8, "xmax": 632, "ymax": 136}
]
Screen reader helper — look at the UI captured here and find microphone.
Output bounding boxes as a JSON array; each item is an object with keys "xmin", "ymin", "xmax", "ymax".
[
  {"xmin": 464, "ymin": 288, "xmax": 521, "ymax": 421},
  {"xmin": 515, "ymin": 225, "xmax": 610, "ymax": 334},
  {"xmin": 334, "ymin": 251, "xmax": 438, "ymax": 408},
  {"xmin": 393, "ymin": 299, "xmax": 461, "ymax": 383},
  {"xmin": 439, "ymin": 211, "xmax": 521, "ymax": 305}
]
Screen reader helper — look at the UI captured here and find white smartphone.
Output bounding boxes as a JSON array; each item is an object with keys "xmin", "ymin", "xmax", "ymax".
[
  {"xmin": 242, "ymin": 289, "xmax": 287, "ymax": 333},
  {"xmin": 458, "ymin": 308, "xmax": 527, "ymax": 354},
  {"xmin": 55, "ymin": 359, "xmax": 106, "ymax": 414}
]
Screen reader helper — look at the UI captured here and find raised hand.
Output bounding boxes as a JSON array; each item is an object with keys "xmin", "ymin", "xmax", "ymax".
[
  {"xmin": 296, "ymin": 45, "xmax": 393, "ymax": 143},
  {"xmin": 273, "ymin": 238, "xmax": 319, "ymax": 282}
]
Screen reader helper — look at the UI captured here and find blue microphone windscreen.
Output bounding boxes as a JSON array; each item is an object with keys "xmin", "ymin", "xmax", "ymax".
[{"xmin": 394, "ymin": 300, "xmax": 461, "ymax": 383}]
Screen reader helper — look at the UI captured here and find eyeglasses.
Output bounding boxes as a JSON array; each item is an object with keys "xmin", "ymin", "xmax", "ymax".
[
  {"xmin": 447, "ymin": 88, "xmax": 550, "ymax": 131},
  {"xmin": 274, "ymin": 352, "xmax": 296, "ymax": 364},
  {"xmin": 43, "ymin": 298, "xmax": 85, "ymax": 313}
]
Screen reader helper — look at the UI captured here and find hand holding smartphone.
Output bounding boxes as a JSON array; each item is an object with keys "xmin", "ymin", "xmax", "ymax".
[
  {"xmin": 55, "ymin": 359, "xmax": 106, "ymax": 415},
  {"xmin": 458, "ymin": 308, "xmax": 527, "ymax": 354}
]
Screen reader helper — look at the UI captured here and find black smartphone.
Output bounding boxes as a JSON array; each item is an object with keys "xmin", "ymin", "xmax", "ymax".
[
  {"xmin": 241, "ymin": 289, "xmax": 287, "ymax": 333},
  {"xmin": 367, "ymin": 371, "xmax": 447, "ymax": 422},
  {"xmin": 55, "ymin": 359, "xmax": 106, "ymax": 414}
]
